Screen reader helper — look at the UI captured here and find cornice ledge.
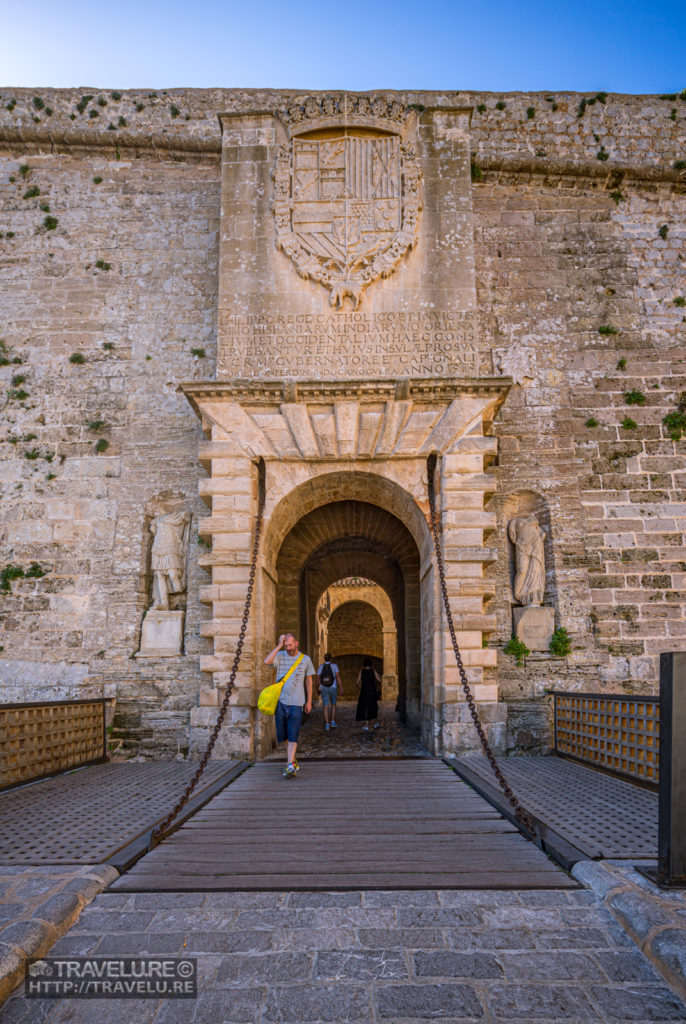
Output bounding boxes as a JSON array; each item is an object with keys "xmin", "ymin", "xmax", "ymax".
[
  {"xmin": 179, "ymin": 376, "xmax": 512, "ymax": 415},
  {"xmin": 473, "ymin": 152, "xmax": 686, "ymax": 187},
  {"xmin": 0, "ymin": 124, "xmax": 222, "ymax": 158}
]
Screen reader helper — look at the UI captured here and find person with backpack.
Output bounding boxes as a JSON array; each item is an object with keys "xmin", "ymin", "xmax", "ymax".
[{"xmin": 317, "ymin": 653, "xmax": 342, "ymax": 731}]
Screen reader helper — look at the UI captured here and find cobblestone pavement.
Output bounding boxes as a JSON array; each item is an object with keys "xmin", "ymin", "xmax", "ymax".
[
  {"xmin": 3, "ymin": 887, "xmax": 686, "ymax": 1022},
  {"xmin": 0, "ymin": 865, "xmax": 117, "ymax": 1002},
  {"xmin": 264, "ymin": 701, "xmax": 429, "ymax": 760}
]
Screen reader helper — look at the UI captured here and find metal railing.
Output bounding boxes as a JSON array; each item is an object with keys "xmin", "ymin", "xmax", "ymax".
[
  {"xmin": 0, "ymin": 699, "xmax": 107, "ymax": 790},
  {"xmin": 552, "ymin": 690, "xmax": 659, "ymax": 787}
]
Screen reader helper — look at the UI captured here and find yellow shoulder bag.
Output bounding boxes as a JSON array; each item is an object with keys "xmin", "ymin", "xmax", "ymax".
[{"xmin": 258, "ymin": 653, "xmax": 304, "ymax": 716}]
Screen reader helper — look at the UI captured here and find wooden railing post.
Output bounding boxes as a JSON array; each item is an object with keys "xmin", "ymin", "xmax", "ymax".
[{"xmin": 656, "ymin": 652, "xmax": 686, "ymax": 886}]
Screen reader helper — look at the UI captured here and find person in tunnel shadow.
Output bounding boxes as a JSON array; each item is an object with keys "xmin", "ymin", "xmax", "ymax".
[{"xmin": 355, "ymin": 658, "xmax": 382, "ymax": 732}]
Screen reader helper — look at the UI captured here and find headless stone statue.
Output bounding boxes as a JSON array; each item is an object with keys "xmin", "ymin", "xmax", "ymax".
[
  {"xmin": 508, "ymin": 514, "xmax": 546, "ymax": 606},
  {"xmin": 150, "ymin": 510, "xmax": 190, "ymax": 610}
]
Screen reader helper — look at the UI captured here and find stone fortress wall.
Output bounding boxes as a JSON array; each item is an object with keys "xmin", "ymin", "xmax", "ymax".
[{"xmin": 0, "ymin": 87, "xmax": 684, "ymax": 757}]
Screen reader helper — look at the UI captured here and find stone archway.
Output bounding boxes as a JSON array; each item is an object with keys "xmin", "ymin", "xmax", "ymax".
[
  {"xmin": 315, "ymin": 581, "xmax": 398, "ymax": 700},
  {"xmin": 269, "ymin": 495, "xmax": 423, "ymax": 731}
]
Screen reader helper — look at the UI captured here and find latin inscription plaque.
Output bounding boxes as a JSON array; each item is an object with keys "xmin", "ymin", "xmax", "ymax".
[{"xmin": 217, "ymin": 309, "xmax": 484, "ymax": 378}]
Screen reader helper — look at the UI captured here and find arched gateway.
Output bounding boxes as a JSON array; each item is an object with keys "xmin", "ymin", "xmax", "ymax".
[{"xmin": 180, "ymin": 93, "xmax": 511, "ymax": 760}]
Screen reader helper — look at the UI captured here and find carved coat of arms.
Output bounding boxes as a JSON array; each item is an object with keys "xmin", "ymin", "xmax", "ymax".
[{"xmin": 274, "ymin": 110, "xmax": 421, "ymax": 309}]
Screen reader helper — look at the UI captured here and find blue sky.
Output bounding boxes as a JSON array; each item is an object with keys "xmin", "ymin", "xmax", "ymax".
[{"xmin": 2, "ymin": 0, "xmax": 684, "ymax": 93}]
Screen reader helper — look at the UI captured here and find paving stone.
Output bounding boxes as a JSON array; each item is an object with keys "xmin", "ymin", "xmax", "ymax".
[
  {"xmin": 49, "ymin": 933, "xmax": 103, "ymax": 955},
  {"xmin": 497, "ymin": 950, "xmax": 601, "ymax": 980},
  {"xmin": 288, "ymin": 892, "xmax": 362, "ymax": 908},
  {"xmin": 68, "ymin": 909, "xmax": 153, "ymax": 933},
  {"xmin": 610, "ymin": 890, "xmax": 673, "ymax": 943},
  {"xmin": 365, "ymin": 891, "xmax": 440, "ymax": 908},
  {"xmin": 0, "ymin": 920, "xmax": 51, "ymax": 958},
  {"xmin": 445, "ymin": 927, "xmax": 535, "ymax": 950},
  {"xmin": 96, "ymin": 931, "xmax": 187, "ymax": 954},
  {"xmin": 271, "ymin": 927, "xmax": 357, "ymax": 951},
  {"xmin": 263, "ymin": 982, "xmax": 371, "ymax": 1021},
  {"xmin": 149, "ymin": 910, "xmax": 236, "ymax": 932},
  {"xmin": 532, "ymin": 927, "xmax": 618, "ymax": 949},
  {"xmin": 437, "ymin": 891, "xmax": 514, "ymax": 907},
  {"xmin": 201, "ymin": 893, "xmax": 287, "ymax": 909},
  {"xmin": 0, "ymin": 908, "xmax": 30, "ymax": 928},
  {"xmin": 573, "ymin": 860, "xmax": 627, "ymax": 900},
  {"xmin": 590, "ymin": 984, "xmax": 686, "ymax": 1021},
  {"xmin": 356, "ymin": 928, "xmax": 446, "ymax": 950},
  {"xmin": 481, "ymin": 907, "xmax": 565, "ymax": 929},
  {"xmin": 376, "ymin": 982, "xmax": 484, "ymax": 1019},
  {"xmin": 396, "ymin": 909, "xmax": 482, "ymax": 928},
  {"xmin": 649, "ymin": 928, "xmax": 686, "ymax": 987},
  {"xmin": 0, "ymin": 996, "xmax": 53, "ymax": 1023},
  {"xmin": 217, "ymin": 952, "xmax": 314, "ymax": 985},
  {"xmin": 414, "ymin": 950, "xmax": 504, "ymax": 979},
  {"xmin": 595, "ymin": 950, "xmax": 666, "ymax": 983},
  {"xmin": 316, "ymin": 950, "xmax": 408, "ymax": 980},
  {"xmin": 129, "ymin": 894, "xmax": 206, "ymax": 909},
  {"xmin": 192, "ymin": 989, "xmax": 267, "ymax": 1023},
  {"xmin": 486, "ymin": 982, "xmax": 599, "ymax": 1019},
  {"xmin": 7, "ymin": 879, "xmax": 58, "ymax": 900},
  {"xmin": 188, "ymin": 930, "xmax": 272, "ymax": 953},
  {"xmin": 518, "ymin": 891, "xmax": 578, "ymax": 906},
  {"xmin": 32, "ymin": 893, "xmax": 80, "ymax": 930}
]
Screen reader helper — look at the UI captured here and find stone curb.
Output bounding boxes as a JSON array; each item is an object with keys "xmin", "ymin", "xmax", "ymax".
[
  {"xmin": 572, "ymin": 860, "xmax": 686, "ymax": 1001},
  {"xmin": 0, "ymin": 866, "xmax": 119, "ymax": 1006}
]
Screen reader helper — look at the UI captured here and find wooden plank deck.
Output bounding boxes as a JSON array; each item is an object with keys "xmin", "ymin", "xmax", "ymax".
[{"xmin": 112, "ymin": 759, "xmax": 577, "ymax": 891}]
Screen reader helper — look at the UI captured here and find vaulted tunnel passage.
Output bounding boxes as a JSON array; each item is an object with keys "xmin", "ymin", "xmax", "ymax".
[{"xmin": 273, "ymin": 499, "xmax": 422, "ymax": 727}]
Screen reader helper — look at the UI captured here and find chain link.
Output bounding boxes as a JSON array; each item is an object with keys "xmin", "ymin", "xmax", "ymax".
[
  {"xmin": 427, "ymin": 453, "xmax": 535, "ymax": 835},
  {"xmin": 150, "ymin": 458, "xmax": 266, "ymax": 847}
]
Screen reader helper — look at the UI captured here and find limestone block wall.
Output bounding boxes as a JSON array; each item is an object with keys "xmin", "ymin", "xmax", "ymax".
[
  {"xmin": 1, "ymin": 86, "xmax": 684, "ymax": 758},
  {"xmin": 0, "ymin": 140, "xmax": 220, "ymax": 755}
]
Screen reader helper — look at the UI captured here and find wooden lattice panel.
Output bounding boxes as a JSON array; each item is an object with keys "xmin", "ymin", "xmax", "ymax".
[
  {"xmin": 0, "ymin": 700, "xmax": 106, "ymax": 790},
  {"xmin": 554, "ymin": 693, "xmax": 659, "ymax": 785}
]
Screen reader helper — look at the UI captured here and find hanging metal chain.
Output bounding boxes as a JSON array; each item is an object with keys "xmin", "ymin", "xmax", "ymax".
[
  {"xmin": 427, "ymin": 453, "xmax": 535, "ymax": 835},
  {"xmin": 150, "ymin": 457, "xmax": 266, "ymax": 848}
]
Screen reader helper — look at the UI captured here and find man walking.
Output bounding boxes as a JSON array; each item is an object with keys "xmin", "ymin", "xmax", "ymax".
[
  {"xmin": 264, "ymin": 633, "xmax": 314, "ymax": 778},
  {"xmin": 317, "ymin": 653, "xmax": 343, "ymax": 730}
]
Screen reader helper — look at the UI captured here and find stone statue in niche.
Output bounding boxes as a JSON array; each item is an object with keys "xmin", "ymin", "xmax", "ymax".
[
  {"xmin": 150, "ymin": 510, "xmax": 191, "ymax": 611},
  {"xmin": 508, "ymin": 514, "xmax": 546, "ymax": 606},
  {"xmin": 507, "ymin": 514, "xmax": 554, "ymax": 652},
  {"xmin": 136, "ymin": 509, "xmax": 190, "ymax": 658}
]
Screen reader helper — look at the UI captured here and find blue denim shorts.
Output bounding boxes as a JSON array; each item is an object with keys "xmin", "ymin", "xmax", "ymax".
[
  {"xmin": 275, "ymin": 701, "xmax": 304, "ymax": 743},
  {"xmin": 320, "ymin": 684, "xmax": 337, "ymax": 707}
]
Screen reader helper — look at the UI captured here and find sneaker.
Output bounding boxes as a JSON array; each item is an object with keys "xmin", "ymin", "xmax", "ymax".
[
  {"xmin": 362, "ymin": 725, "xmax": 369, "ymax": 731},
  {"xmin": 292, "ymin": 759, "xmax": 299, "ymax": 773},
  {"xmin": 325, "ymin": 723, "xmax": 330, "ymax": 731},
  {"xmin": 331, "ymin": 721, "xmax": 338, "ymax": 729},
  {"xmin": 283, "ymin": 763, "xmax": 297, "ymax": 778}
]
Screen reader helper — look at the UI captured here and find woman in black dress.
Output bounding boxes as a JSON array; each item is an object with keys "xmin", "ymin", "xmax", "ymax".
[{"xmin": 355, "ymin": 658, "xmax": 382, "ymax": 731}]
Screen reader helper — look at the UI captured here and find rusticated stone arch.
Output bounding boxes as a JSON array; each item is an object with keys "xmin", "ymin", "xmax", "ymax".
[{"xmin": 315, "ymin": 583, "xmax": 398, "ymax": 699}]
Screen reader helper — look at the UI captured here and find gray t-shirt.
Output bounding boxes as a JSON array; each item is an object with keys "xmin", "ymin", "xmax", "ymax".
[{"xmin": 275, "ymin": 650, "xmax": 315, "ymax": 707}]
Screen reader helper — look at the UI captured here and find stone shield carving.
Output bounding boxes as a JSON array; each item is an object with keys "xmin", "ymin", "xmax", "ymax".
[{"xmin": 274, "ymin": 131, "xmax": 421, "ymax": 309}]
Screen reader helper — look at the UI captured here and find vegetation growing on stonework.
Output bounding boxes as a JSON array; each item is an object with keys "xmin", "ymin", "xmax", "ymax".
[
  {"xmin": 170, "ymin": 105, "xmax": 180, "ymax": 118},
  {"xmin": 621, "ymin": 417, "xmax": 638, "ymax": 430},
  {"xmin": 495, "ymin": 101, "xmax": 506, "ymax": 111},
  {"xmin": 674, "ymin": 296, "xmax": 686, "ymax": 307},
  {"xmin": 675, "ymin": 161, "xmax": 686, "ymax": 171},
  {"xmin": 76, "ymin": 95, "xmax": 94, "ymax": 114},
  {"xmin": 659, "ymin": 225, "xmax": 669, "ymax": 239},
  {"xmin": 89, "ymin": 110, "xmax": 99, "ymax": 119},
  {"xmin": 598, "ymin": 325, "xmax": 618, "ymax": 336},
  {"xmin": 526, "ymin": 107, "xmax": 535, "ymax": 119},
  {"xmin": 7, "ymin": 388, "xmax": 28, "ymax": 401},
  {"xmin": 616, "ymin": 358, "xmax": 627, "ymax": 370},
  {"xmin": 118, "ymin": 116, "xmax": 127, "ymax": 128},
  {"xmin": 40, "ymin": 204, "xmax": 50, "ymax": 213},
  {"xmin": 26, "ymin": 562, "xmax": 45, "ymax": 578},
  {"xmin": 549, "ymin": 627, "xmax": 572, "ymax": 657},
  {"xmin": 24, "ymin": 448, "xmax": 39, "ymax": 460},
  {"xmin": 102, "ymin": 342, "xmax": 115, "ymax": 351},
  {"xmin": 43, "ymin": 216, "xmax": 58, "ymax": 230},
  {"xmin": 32, "ymin": 96, "xmax": 44, "ymax": 111},
  {"xmin": 69, "ymin": 352, "xmax": 85, "ymax": 364},
  {"xmin": 585, "ymin": 417, "xmax": 599, "ymax": 428},
  {"xmin": 111, "ymin": 92, "xmax": 122, "ymax": 101},
  {"xmin": 190, "ymin": 347, "xmax": 206, "ymax": 358},
  {"xmin": 504, "ymin": 635, "xmax": 530, "ymax": 665},
  {"xmin": 470, "ymin": 160, "xmax": 482, "ymax": 182},
  {"xmin": 93, "ymin": 176, "xmax": 103, "ymax": 184},
  {"xmin": 663, "ymin": 393, "xmax": 686, "ymax": 441},
  {"xmin": 198, "ymin": 535, "xmax": 211, "ymax": 549},
  {"xmin": 87, "ymin": 419, "xmax": 107, "ymax": 432},
  {"xmin": 19, "ymin": 165, "xmax": 30, "ymax": 178},
  {"xmin": 95, "ymin": 259, "xmax": 111, "ymax": 271},
  {"xmin": 22, "ymin": 186, "xmax": 40, "ymax": 199},
  {"xmin": 94, "ymin": 438, "xmax": 109, "ymax": 453},
  {"xmin": 0, "ymin": 565, "xmax": 24, "ymax": 592},
  {"xmin": 624, "ymin": 389, "xmax": 646, "ymax": 406},
  {"xmin": 476, "ymin": 104, "xmax": 486, "ymax": 114},
  {"xmin": 11, "ymin": 374, "xmax": 25, "ymax": 387},
  {"xmin": 609, "ymin": 190, "xmax": 625, "ymax": 204},
  {"xmin": 597, "ymin": 147, "xmax": 609, "ymax": 161},
  {"xmin": 6, "ymin": 99, "xmax": 16, "ymax": 111}
]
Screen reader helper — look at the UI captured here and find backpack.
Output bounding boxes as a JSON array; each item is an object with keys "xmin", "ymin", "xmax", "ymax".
[{"xmin": 320, "ymin": 662, "xmax": 334, "ymax": 685}]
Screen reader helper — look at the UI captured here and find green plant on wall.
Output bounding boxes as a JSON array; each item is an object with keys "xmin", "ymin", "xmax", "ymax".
[
  {"xmin": 549, "ymin": 627, "xmax": 572, "ymax": 657},
  {"xmin": 663, "ymin": 392, "xmax": 686, "ymax": 441},
  {"xmin": 624, "ymin": 389, "xmax": 646, "ymax": 406},
  {"xmin": 504, "ymin": 635, "xmax": 530, "ymax": 665}
]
